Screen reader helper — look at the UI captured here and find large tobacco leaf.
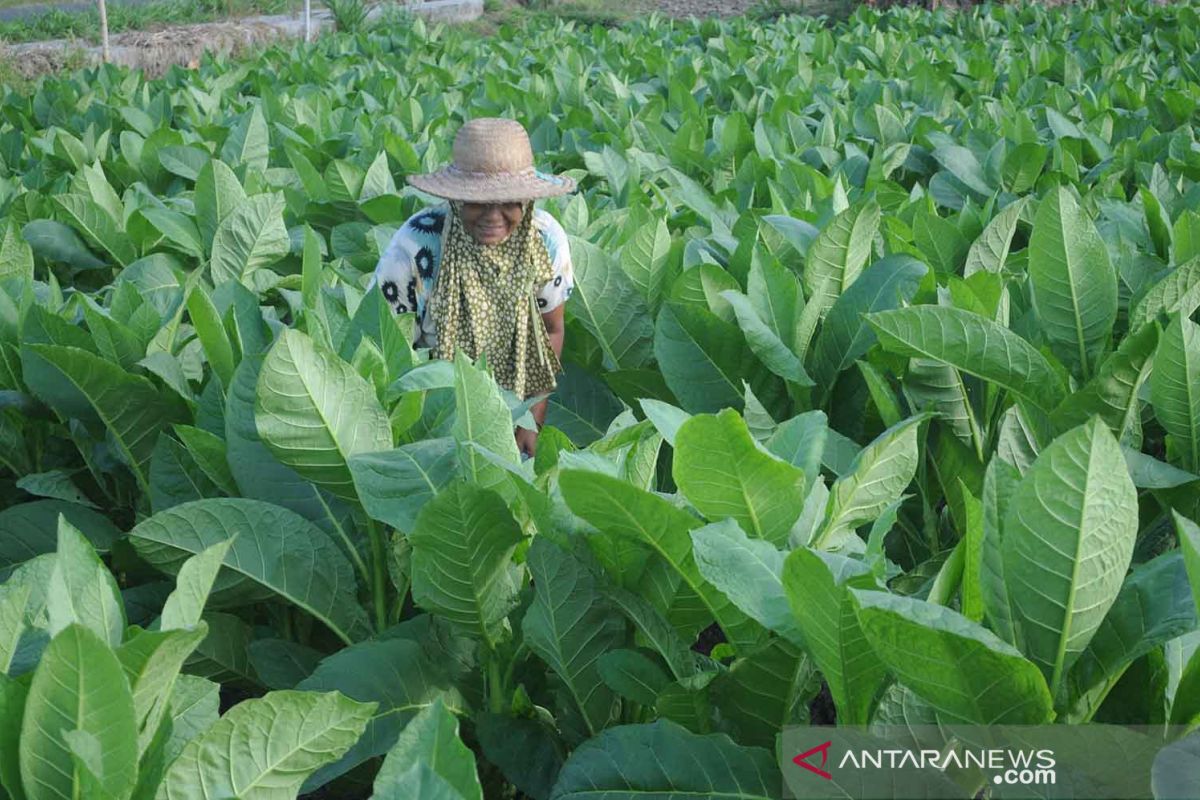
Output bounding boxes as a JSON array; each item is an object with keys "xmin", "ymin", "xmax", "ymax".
[{"xmin": 128, "ymin": 499, "xmax": 370, "ymax": 644}]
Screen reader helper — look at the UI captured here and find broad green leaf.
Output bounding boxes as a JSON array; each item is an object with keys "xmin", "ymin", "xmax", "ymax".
[
  {"xmin": 964, "ymin": 196, "xmax": 1029, "ymax": 276},
  {"xmin": 980, "ymin": 459, "xmax": 1021, "ymax": 647},
  {"xmin": 0, "ymin": 584, "xmax": 29, "ymax": 674},
  {"xmin": 1177, "ymin": 513, "xmax": 1200, "ymax": 618},
  {"xmin": 722, "ymin": 291, "xmax": 812, "ymax": 385},
  {"xmin": 815, "ymin": 416, "xmax": 923, "ymax": 550},
  {"xmin": 373, "ymin": 699, "xmax": 481, "ymax": 800},
  {"xmin": 1028, "ymin": 187, "xmax": 1117, "ymax": 378},
  {"xmin": 1152, "ymin": 733, "xmax": 1200, "ymax": 800},
  {"xmin": 631, "ymin": 399, "xmax": 688, "ymax": 448},
  {"xmin": 803, "ymin": 200, "xmax": 881, "ymax": 316},
  {"xmin": 913, "ymin": 210, "xmax": 969, "ymax": 274},
  {"xmin": 605, "ymin": 587, "xmax": 696, "ymax": 682},
  {"xmin": 159, "ymin": 539, "xmax": 235, "ymax": 631},
  {"xmin": 54, "ymin": 194, "xmax": 135, "ymax": 267},
  {"xmin": 140, "ymin": 208, "xmax": 204, "ymax": 260},
  {"xmin": 116, "ymin": 626, "xmax": 208, "ymax": 753},
  {"xmin": 673, "ymin": 409, "xmax": 804, "ymax": 545},
  {"xmin": 596, "ymin": 650, "xmax": 671, "ymax": 705},
  {"xmin": 247, "ymin": 639, "xmax": 323, "ymax": 690},
  {"xmin": 747, "ymin": 253, "xmax": 803, "ymax": 352},
  {"xmin": 256, "ymin": 328, "xmax": 392, "ymax": 502},
  {"xmin": 194, "ymin": 160, "xmax": 248, "ymax": 251},
  {"xmin": 765, "ymin": 410, "xmax": 828, "ymax": 494},
  {"xmin": 1001, "ymin": 418, "xmax": 1138, "ymax": 695},
  {"xmin": 23, "ymin": 344, "xmax": 175, "ymax": 490},
  {"xmin": 46, "ymin": 517, "xmax": 125, "ymax": 648},
  {"xmin": 408, "ymin": 482, "xmax": 525, "ymax": 648},
  {"xmin": 224, "ymin": 355, "xmax": 353, "ymax": 537},
  {"xmin": 1051, "ymin": 321, "xmax": 1158, "ymax": 445},
  {"xmin": 475, "ymin": 713, "xmax": 564, "ymax": 800},
  {"xmin": 867, "ymin": 306, "xmax": 1067, "ymax": 410},
  {"xmin": 549, "ymin": 720, "xmax": 778, "ymax": 800},
  {"xmin": 811, "ymin": 254, "xmax": 927, "ymax": 386},
  {"xmin": 711, "ymin": 638, "xmax": 816, "ymax": 749},
  {"xmin": 296, "ymin": 637, "xmax": 465, "ymax": 790},
  {"xmin": 1129, "ymin": 255, "xmax": 1200, "ymax": 331},
  {"xmin": 691, "ymin": 519, "xmax": 804, "ymax": 645},
  {"xmin": 150, "ymin": 432, "xmax": 220, "ymax": 512},
  {"xmin": 1150, "ymin": 315, "xmax": 1200, "ymax": 470},
  {"xmin": 782, "ymin": 548, "xmax": 885, "ymax": 725},
  {"xmin": 171, "ymin": 425, "xmax": 237, "ymax": 496},
  {"xmin": 0, "ymin": 220, "xmax": 33, "ymax": 283},
  {"xmin": 350, "ymin": 438, "xmax": 458, "ymax": 533},
  {"xmin": 653, "ymin": 302, "xmax": 749, "ymax": 413},
  {"xmin": 1122, "ymin": 448, "xmax": 1200, "ymax": 489},
  {"xmin": 1, "ymin": 674, "xmax": 29, "ymax": 800},
  {"xmin": 559, "ymin": 469, "xmax": 762, "ymax": 652},
  {"xmin": 20, "ymin": 625, "xmax": 138, "ymax": 800},
  {"xmin": 620, "ymin": 217, "xmax": 673, "ymax": 311},
  {"xmin": 128, "ymin": 498, "xmax": 370, "ymax": 645},
  {"xmin": 163, "ymin": 675, "xmax": 219, "ymax": 765},
  {"xmin": 522, "ymin": 538, "xmax": 624, "ymax": 737},
  {"xmin": 1065, "ymin": 552, "xmax": 1197, "ymax": 722},
  {"xmin": 21, "ymin": 220, "xmax": 105, "ymax": 270},
  {"xmin": 185, "ymin": 284, "xmax": 235, "ymax": 389},
  {"xmin": 960, "ymin": 480, "xmax": 983, "ymax": 622},
  {"xmin": 902, "ymin": 356, "xmax": 981, "ymax": 451},
  {"xmin": 1173, "ymin": 210, "xmax": 1200, "ymax": 266},
  {"xmin": 219, "ymin": 105, "xmax": 269, "ymax": 172},
  {"xmin": 851, "ymin": 590, "xmax": 1053, "ymax": 724},
  {"xmin": 157, "ymin": 690, "xmax": 374, "ymax": 800},
  {"xmin": 451, "ymin": 351, "xmax": 521, "ymax": 499},
  {"xmin": 301, "ymin": 225, "xmax": 322, "ymax": 313},
  {"xmin": 209, "ymin": 193, "xmax": 290, "ymax": 286},
  {"xmin": 183, "ymin": 611, "xmax": 255, "ymax": 687},
  {"xmin": 568, "ymin": 237, "xmax": 654, "ymax": 370}
]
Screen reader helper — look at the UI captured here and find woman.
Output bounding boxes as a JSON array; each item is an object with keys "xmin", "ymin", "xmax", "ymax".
[{"xmin": 372, "ymin": 117, "xmax": 577, "ymax": 458}]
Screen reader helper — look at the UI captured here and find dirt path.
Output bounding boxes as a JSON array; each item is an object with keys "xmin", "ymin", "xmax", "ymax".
[
  {"xmin": 649, "ymin": 0, "xmax": 768, "ymax": 17},
  {"xmin": 0, "ymin": 0, "xmax": 481, "ymax": 78}
]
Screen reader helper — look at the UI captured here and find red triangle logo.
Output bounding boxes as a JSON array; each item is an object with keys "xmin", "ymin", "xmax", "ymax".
[{"xmin": 793, "ymin": 741, "xmax": 833, "ymax": 780}]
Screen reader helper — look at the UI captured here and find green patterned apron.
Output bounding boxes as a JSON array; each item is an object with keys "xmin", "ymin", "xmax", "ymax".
[{"xmin": 430, "ymin": 201, "xmax": 561, "ymax": 400}]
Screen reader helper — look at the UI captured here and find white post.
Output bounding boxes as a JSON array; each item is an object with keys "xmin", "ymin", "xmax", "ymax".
[
  {"xmin": 304, "ymin": 0, "xmax": 311, "ymax": 41},
  {"xmin": 97, "ymin": 0, "xmax": 110, "ymax": 63}
]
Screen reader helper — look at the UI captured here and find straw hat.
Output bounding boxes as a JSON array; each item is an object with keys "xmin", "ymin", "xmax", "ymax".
[{"xmin": 406, "ymin": 118, "xmax": 577, "ymax": 203}]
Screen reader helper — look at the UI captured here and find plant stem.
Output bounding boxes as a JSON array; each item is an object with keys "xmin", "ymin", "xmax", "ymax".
[
  {"xmin": 487, "ymin": 653, "xmax": 505, "ymax": 715},
  {"xmin": 501, "ymin": 642, "xmax": 528, "ymax": 691},
  {"xmin": 365, "ymin": 517, "xmax": 388, "ymax": 632}
]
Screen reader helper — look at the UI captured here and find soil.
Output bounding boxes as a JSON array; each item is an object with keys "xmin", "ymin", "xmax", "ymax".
[
  {"xmin": 1, "ymin": 18, "xmax": 289, "ymax": 79},
  {"xmin": 691, "ymin": 622, "xmax": 727, "ymax": 656},
  {"xmin": 808, "ymin": 680, "xmax": 837, "ymax": 725}
]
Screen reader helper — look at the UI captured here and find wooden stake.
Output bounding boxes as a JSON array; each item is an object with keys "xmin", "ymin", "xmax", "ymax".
[{"xmin": 97, "ymin": 0, "xmax": 110, "ymax": 63}]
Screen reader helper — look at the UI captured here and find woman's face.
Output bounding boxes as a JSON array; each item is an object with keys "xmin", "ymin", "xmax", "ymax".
[{"xmin": 461, "ymin": 202, "xmax": 524, "ymax": 245}]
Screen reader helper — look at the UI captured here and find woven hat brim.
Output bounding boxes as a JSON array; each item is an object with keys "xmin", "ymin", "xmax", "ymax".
[{"xmin": 406, "ymin": 168, "xmax": 576, "ymax": 202}]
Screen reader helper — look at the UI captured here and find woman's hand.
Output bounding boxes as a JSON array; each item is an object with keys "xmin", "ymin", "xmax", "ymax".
[{"xmin": 515, "ymin": 426, "xmax": 538, "ymax": 459}]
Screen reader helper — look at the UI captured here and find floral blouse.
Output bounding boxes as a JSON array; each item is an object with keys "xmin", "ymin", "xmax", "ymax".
[{"xmin": 371, "ymin": 204, "xmax": 575, "ymax": 349}]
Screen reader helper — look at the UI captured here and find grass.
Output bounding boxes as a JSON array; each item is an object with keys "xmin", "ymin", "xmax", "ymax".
[{"xmin": 0, "ymin": 0, "xmax": 298, "ymax": 43}]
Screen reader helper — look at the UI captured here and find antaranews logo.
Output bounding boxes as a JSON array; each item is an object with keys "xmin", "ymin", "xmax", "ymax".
[
  {"xmin": 791, "ymin": 741, "xmax": 1055, "ymax": 783},
  {"xmin": 783, "ymin": 724, "xmax": 1187, "ymax": 800},
  {"xmin": 792, "ymin": 741, "xmax": 833, "ymax": 780}
]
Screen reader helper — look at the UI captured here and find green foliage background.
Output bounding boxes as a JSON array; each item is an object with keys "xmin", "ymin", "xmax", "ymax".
[{"xmin": 1, "ymin": 1, "xmax": 1200, "ymax": 798}]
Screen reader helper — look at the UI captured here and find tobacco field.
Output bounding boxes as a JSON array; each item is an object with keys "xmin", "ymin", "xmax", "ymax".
[{"xmin": 1, "ymin": 1, "xmax": 1200, "ymax": 797}]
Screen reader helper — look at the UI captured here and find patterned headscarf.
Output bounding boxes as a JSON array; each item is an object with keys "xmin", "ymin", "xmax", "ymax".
[{"xmin": 430, "ymin": 201, "xmax": 561, "ymax": 400}]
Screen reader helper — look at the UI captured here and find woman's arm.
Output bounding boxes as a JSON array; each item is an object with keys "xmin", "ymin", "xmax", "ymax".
[{"xmin": 531, "ymin": 303, "xmax": 565, "ymax": 429}]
